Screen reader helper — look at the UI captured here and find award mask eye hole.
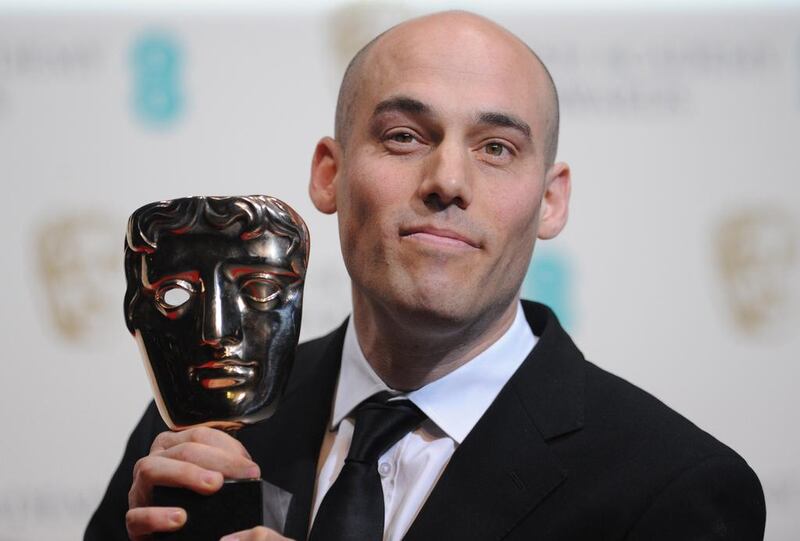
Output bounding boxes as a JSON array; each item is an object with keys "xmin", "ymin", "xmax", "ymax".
[
  {"xmin": 241, "ymin": 278, "xmax": 281, "ymax": 309},
  {"xmin": 155, "ymin": 281, "xmax": 195, "ymax": 311},
  {"xmin": 163, "ymin": 287, "xmax": 191, "ymax": 307}
]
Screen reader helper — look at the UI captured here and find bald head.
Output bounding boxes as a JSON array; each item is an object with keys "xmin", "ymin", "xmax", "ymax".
[{"xmin": 334, "ymin": 11, "xmax": 560, "ymax": 167}]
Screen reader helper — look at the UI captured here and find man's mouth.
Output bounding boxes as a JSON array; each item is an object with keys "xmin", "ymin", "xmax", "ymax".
[
  {"xmin": 188, "ymin": 359, "xmax": 257, "ymax": 390},
  {"xmin": 399, "ymin": 225, "xmax": 480, "ymax": 249}
]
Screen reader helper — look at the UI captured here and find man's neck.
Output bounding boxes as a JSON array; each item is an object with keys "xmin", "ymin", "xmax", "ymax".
[{"xmin": 351, "ymin": 292, "xmax": 520, "ymax": 391}]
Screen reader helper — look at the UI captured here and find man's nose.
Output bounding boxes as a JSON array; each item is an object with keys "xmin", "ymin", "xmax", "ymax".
[
  {"xmin": 418, "ymin": 139, "xmax": 473, "ymax": 210},
  {"xmin": 201, "ymin": 279, "xmax": 241, "ymax": 347}
]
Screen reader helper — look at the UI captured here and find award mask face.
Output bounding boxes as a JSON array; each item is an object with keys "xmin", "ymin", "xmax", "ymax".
[{"xmin": 124, "ymin": 196, "xmax": 309, "ymax": 430}]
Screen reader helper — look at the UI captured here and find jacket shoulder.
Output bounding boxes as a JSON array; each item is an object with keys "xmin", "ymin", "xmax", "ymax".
[
  {"xmin": 582, "ymin": 360, "xmax": 737, "ymax": 461},
  {"xmin": 561, "ymin": 361, "xmax": 765, "ymax": 537}
]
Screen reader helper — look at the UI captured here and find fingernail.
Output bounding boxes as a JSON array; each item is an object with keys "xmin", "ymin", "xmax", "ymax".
[
  {"xmin": 169, "ymin": 510, "xmax": 186, "ymax": 526},
  {"xmin": 202, "ymin": 472, "xmax": 219, "ymax": 487},
  {"xmin": 245, "ymin": 465, "xmax": 260, "ymax": 478}
]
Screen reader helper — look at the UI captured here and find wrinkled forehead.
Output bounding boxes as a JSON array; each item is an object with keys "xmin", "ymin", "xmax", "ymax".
[
  {"xmin": 143, "ymin": 232, "xmax": 301, "ymax": 282},
  {"xmin": 359, "ymin": 21, "xmax": 550, "ymax": 130}
]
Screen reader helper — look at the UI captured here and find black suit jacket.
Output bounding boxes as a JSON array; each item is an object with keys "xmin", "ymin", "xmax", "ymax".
[{"xmin": 86, "ymin": 301, "xmax": 766, "ymax": 540}]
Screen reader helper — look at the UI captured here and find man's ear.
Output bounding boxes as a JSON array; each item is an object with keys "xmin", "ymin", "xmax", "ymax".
[
  {"xmin": 309, "ymin": 137, "xmax": 342, "ymax": 214},
  {"xmin": 537, "ymin": 162, "xmax": 571, "ymax": 240}
]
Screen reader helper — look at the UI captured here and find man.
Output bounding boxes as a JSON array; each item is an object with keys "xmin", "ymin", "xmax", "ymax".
[{"xmin": 86, "ymin": 11, "xmax": 766, "ymax": 541}]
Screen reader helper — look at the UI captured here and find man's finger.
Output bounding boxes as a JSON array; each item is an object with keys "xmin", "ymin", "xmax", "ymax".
[
  {"xmin": 126, "ymin": 506, "xmax": 186, "ymax": 540},
  {"xmin": 151, "ymin": 426, "xmax": 252, "ymax": 459},
  {"xmin": 129, "ymin": 455, "xmax": 224, "ymax": 508},
  {"xmin": 219, "ymin": 526, "xmax": 294, "ymax": 541},
  {"xmin": 159, "ymin": 442, "xmax": 261, "ymax": 480}
]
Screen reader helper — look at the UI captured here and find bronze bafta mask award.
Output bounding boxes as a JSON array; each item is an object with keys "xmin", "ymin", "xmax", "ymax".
[{"xmin": 124, "ymin": 195, "xmax": 309, "ymax": 540}]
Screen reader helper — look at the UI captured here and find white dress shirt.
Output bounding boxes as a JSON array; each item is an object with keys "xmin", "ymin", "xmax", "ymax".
[{"xmin": 310, "ymin": 302, "xmax": 537, "ymax": 541}]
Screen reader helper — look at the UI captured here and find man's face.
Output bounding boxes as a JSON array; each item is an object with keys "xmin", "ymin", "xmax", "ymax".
[
  {"xmin": 128, "ymin": 231, "xmax": 304, "ymax": 430},
  {"xmin": 315, "ymin": 18, "xmax": 569, "ymax": 327}
]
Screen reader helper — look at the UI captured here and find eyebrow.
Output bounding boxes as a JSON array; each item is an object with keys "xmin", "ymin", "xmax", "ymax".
[
  {"xmin": 477, "ymin": 111, "xmax": 531, "ymax": 140},
  {"xmin": 373, "ymin": 96, "xmax": 432, "ymax": 117}
]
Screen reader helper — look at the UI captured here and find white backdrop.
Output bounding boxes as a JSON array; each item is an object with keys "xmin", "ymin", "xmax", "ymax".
[{"xmin": 0, "ymin": 4, "xmax": 798, "ymax": 540}]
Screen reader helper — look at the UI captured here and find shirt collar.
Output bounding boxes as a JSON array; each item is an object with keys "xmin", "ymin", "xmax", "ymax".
[
  {"xmin": 330, "ymin": 319, "xmax": 392, "ymax": 429},
  {"xmin": 331, "ymin": 302, "xmax": 537, "ymax": 444}
]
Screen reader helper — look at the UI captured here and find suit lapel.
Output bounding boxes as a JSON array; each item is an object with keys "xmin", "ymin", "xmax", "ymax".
[
  {"xmin": 404, "ymin": 385, "xmax": 567, "ymax": 541},
  {"xmin": 405, "ymin": 302, "xmax": 585, "ymax": 541},
  {"xmin": 237, "ymin": 321, "xmax": 347, "ymax": 540}
]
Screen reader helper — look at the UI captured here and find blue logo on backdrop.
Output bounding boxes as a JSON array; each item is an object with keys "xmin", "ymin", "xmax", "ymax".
[
  {"xmin": 521, "ymin": 247, "xmax": 575, "ymax": 330},
  {"xmin": 130, "ymin": 31, "xmax": 183, "ymax": 126}
]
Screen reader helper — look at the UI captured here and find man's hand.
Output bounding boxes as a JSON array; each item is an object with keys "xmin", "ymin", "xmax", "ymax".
[
  {"xmin": 125, "ymin": 426, "xmax": 261, "ymax": 540},
  {"xmin": 220, "ymin": 527, "xmax": 294, "ymax": 541}
]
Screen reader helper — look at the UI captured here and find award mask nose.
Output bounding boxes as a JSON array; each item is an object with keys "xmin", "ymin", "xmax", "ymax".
[{"xmin": 200, "ymin": 278, "xmax": 241, "ymax": 346}]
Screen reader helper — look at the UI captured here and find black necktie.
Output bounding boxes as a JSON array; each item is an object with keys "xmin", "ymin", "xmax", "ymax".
[{"xmin": 308, "ymin": 393, "xmax": 427, "ymax": 541}]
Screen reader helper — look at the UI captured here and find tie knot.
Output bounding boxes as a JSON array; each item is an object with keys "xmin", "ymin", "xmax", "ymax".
[{"xmin": 346, "ymin": 394, "xmax": 426, "ymax": 464}]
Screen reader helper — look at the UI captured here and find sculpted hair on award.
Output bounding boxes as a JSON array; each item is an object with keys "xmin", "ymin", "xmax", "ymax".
[{"xmin": 124, "ymin": 195, "xmax": 310, "ymax": 334}]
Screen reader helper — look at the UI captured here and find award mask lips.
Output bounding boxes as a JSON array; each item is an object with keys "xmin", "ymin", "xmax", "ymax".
[
  {"xmin": 124, "ymin": 195, "xmax": 310, "ymax": 431},
  {"xmin": 190, "ymin": 359, "xmax": 259, "ymax": 390}
]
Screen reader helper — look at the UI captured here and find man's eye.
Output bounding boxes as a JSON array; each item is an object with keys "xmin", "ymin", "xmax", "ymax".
[
  {"xmin": 241, "ymin": 278, "xmax": 281, "ymax": 308},
  {"xmin": 389, "ymin": 132, "xmax": 415, "ymax": 144},
  {"xmin": 155, "ymin": 281, "xmax": 195, "ymax": 311},
  {"xmin": 484, "ymin": 142, "xmax": 508, "ymax": 156}
]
